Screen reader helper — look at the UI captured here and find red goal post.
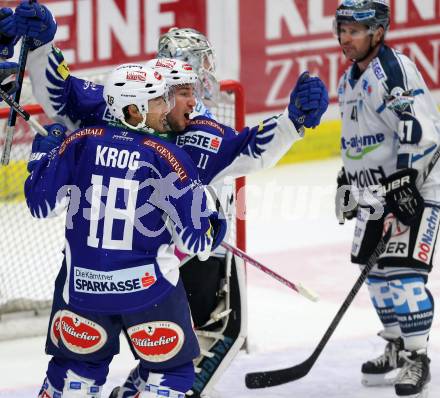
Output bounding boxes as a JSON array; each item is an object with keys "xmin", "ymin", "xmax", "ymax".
[{"xmin": 0, "ymin": 79, "xmax": 246, "ymax": 316}]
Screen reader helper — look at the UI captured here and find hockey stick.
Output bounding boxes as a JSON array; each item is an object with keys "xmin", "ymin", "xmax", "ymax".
[
  {"xmin": 245, "ymin": 145, "xmax": 440, "ymax": 389},
  {"xmin": 220, "ymin": 241, "xmax": 319, "ymax": 302},
  {"xmin": 1, "ymin": 0, "xmax": 34, "ymax": 165},
  {"xmin": 0, "ymin": 86, "xmax": 47, "ymax": 136}
]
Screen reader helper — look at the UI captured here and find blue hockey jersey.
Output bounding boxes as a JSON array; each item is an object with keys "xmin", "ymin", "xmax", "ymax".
[
  {"xmin": 28, "ymin": 44, "xmax": 303, "ymax": 186},
  {"xmin": 24, "ymin": 125, "xmax": 212, "ymax": 314}
]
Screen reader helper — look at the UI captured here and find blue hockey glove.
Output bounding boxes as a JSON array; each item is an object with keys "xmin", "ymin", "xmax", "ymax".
[
  {"xmin": 15, "ymin": 1, "xmax": 57, "ymax": 50},
  {"xmin": 288, "ymin": 71, "xmax": 329, "ymax": 130},
  {"xmin": 28, "ymin": 123, "xmax": 67, "ymax": 172},
  {"xmin": 0, "ymin": 8, "xmax": 17, "ymax": 58},
  {"xmin": 381, "ymin": 169, "xmax": 424, "ymax": 226},
  {"xmin": 0, "ymin": 61, "xmax": 18, "ymax": 96}
]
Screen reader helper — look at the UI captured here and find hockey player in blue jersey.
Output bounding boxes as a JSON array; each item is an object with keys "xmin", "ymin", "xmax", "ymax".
[
  {"xmin": 8, "ymin": 3, "xmax": 328, "ymax": 397},
  {"xmin": 25, "ymin": 64, "xmax": 226, "ymax": 398}
]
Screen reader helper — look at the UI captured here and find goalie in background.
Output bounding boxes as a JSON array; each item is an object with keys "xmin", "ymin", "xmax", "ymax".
[{"xmin": 334, "ymin": 1, "xmax": 440, "ymax": 397}]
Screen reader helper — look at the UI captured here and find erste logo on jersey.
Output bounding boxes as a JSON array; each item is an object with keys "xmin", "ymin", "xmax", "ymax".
[
  {"xmin": 59, "ymin": 310, "xmax": 107, "ymax": 354},
  {"xmin": 74, "ymin": 264, "xmax": 157, "ymax": 294},
  {"xmin": 128, "ymin": 321, "xmax": 184, "ymax": 362},
  {"xmin": 176, "ymin": 131, "xmax": 223, "ymax": 153}
]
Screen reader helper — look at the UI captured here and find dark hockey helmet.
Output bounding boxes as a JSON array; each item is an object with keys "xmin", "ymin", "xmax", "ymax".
[{"xmin": 335, "ymin": 0, "xmax": 390, "ymax": 33}]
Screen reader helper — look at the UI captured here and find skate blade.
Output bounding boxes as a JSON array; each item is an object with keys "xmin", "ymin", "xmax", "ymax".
[
  {"xmin": 362, "ymin": 368, "xmax": 400, "ymax": 387},
  {"xmin": 397, "ymin": 384, "xmax": 429, "ymax": 398}
]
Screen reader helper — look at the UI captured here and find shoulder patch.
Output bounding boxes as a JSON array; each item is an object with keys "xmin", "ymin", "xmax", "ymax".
[
  {"xmin": 59, "ymin": 128, "xmax": 105, "ymax": 155},
  {"xmin": 52, "ymin": 46, "xmax": 71, "ymax": 80},
  {"xmin": 143, "ymin": 139, "xmax": 189, "ymax": 182},
  {"xmin": 371, "ymin": 58, "xmax": 385, "ymax": 80},
  {"xmin": 188, "ymin": 118, "xmax": 225, "ymax": 135}
]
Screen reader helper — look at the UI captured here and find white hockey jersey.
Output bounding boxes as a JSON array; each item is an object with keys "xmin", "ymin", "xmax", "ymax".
[{"xmin": 338, "ymin": 45, "xmax": 440, "ymax": 206}]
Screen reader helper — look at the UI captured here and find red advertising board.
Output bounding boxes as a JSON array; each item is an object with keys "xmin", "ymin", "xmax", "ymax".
[
  {"xmin": 2, "ymin": 0, "xmax": 440, "ymax": 115},
  {"xmin": 240, "ymin": 0, "xmax": 440, "ymax": 113},
  {"xmin": 30, "ymin": 0, "xmax": 207, "ymax": 72}
]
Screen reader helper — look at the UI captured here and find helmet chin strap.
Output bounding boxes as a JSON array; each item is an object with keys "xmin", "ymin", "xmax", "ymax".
[{"xmin": 121, "ymin": 113, "xmax": 148, "ymax": 130}]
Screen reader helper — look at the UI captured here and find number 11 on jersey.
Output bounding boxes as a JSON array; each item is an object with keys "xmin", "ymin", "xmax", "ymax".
[{"xmin": 197, "ymin": 153, "xmax": 210, "ymax": 169}]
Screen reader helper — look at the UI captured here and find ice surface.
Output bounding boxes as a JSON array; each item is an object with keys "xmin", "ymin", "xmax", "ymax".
[{"xmin": 1, "ymin": 159, "xmax": 438, "ymax": 397}]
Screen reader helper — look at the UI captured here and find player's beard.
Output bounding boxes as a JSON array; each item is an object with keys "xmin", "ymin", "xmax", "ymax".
[{"xmin": 345, "ymin": 36, "xmax": 379, "ymax": 63}]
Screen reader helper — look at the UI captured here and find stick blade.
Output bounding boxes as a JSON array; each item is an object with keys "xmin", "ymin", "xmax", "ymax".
[
  {"xmin": 296, "ymin": 283, "xmax": 320, "ymax": 302},
  {"xmin": 245, "ymin": 358, "xmax": 312, "ymax": 389}
]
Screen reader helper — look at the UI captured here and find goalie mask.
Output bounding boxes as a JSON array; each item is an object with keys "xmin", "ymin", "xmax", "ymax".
[
  {"xmin": 103, "ymin": 64, "xmax": 173, "ymax": 132},
  {"xmin": 157, "ymin": 27, "xmax": 219, "ymax": 101}
]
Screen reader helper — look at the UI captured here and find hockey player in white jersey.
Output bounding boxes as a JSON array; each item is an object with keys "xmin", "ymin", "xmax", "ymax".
[{"xmin": 334, "ymin": 1, "xmax": 439, "ymax": 397}]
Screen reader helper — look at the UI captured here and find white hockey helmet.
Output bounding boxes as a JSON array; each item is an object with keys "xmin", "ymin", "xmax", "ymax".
[
  {"xmin": 157, "ymin": 27, "xmax": 219, "ymax": 100},
  {"xmin": 145, "ymin": 58, "xmax": 199, "ymax": 88},
  {"xmin": 103, "ymin": 63, "xmax": 169, "ymax": 128}
]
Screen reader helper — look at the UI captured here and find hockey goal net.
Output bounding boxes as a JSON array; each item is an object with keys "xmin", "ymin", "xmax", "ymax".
[{"xmin": 0, "ymin": 80, "xmax": 246, "ymax": 325}]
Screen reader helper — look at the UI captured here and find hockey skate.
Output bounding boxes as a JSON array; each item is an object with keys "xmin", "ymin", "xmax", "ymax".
[
  {"xmin": 394, "ymin": 349, "xmax": 430, "ymax": 398},
  {"xmin": 108, "ymin": 366, "xmax": 139, "ymax": 398},
  {"xmin": 361, "ymin": 333, "xmax": 404, "ymax": 386}
]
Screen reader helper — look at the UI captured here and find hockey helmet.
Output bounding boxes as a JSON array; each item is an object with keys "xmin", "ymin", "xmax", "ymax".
[
  {"xmin": 103, "ymin": 63, "xmax": 170, "ymax": 128},
  {"xmin": 335, "ymin": 0, "xmax": 390, "ymax": 33},
  {"xmin": 145, "ymin": 58, "xmax": 200, "ymax": 92}
]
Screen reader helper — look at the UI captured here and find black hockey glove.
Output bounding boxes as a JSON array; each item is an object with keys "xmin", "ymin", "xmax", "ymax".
[
  {"xmin": 381, "ymin": 169, "xmax": 424, "ymax": 226},
  {"xmin": 335, "ymin": 167, "xmax": 358, "ymax": 224}
]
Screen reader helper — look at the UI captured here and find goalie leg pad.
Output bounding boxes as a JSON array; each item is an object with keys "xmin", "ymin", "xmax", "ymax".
[
  {"xmin": 189, "ymin": 254, "xmax": 247, "ymax": 397},
  {"xmin": 180, "ymin": 256, "xmax": 224, "ymax": 328}
]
